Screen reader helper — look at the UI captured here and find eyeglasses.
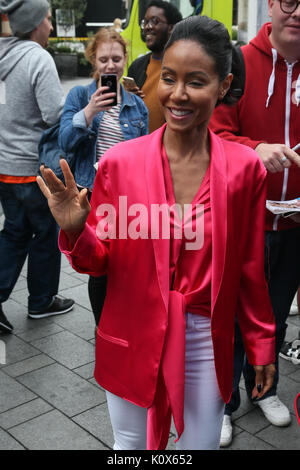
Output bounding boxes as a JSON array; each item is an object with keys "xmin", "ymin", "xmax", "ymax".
[
  {"xmin": 140, "ymin": 16, "xmax": 168, "ymax": 30},
  {"xmin": 279, "ymin": 0, "xmax": 300, "ymax": 14}
]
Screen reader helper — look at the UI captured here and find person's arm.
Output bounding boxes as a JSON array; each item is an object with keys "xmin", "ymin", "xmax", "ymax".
[
  {"xmin": 58, "ymin": 85, "xmax": 116, "ymax": 153},
  {"xmin": 236, "ymin": 161, "xmax": 276, "ymax": 399},
  {"xmin": 133, "ymin": 94, "xmax": 149, "ymax": 135},
  {"xmin": 210, "ymin": 103, "xmax": 300, "ymax": 173},
  {"xmin": 210, "ymin": 101, "xmax": 263, "ymax": 149},
  {"xmin": 29, "ymin": 49, "xmax": 65, "ymax": 126},
  {"xmin": 83, "ymin": 86, "xmax": 116, "ymax": 126},
  {"xmin": 58, "ymin": 86, "xmax": 91, "ymax": 153}
]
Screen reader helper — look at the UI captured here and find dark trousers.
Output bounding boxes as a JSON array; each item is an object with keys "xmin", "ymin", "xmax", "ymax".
[
  {"xmin": 225, "ymin": 228, "xmax": 300, "ymax": 415},
  {"xmin": 88, "ymin": 275, "xmax": 107, "ymax": 326},
  {"xmin": 0, "ymin": 181, "xmax": 61, "ymax": 311},
  {"xmin": 84, "ymin": 188, "xmax": 107, "ymax": 326}
]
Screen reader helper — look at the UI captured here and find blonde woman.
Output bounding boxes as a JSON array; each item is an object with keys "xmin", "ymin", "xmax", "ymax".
[{"xmin": 58, "ymin": 28, "xmax": 149, "ymax": 326}]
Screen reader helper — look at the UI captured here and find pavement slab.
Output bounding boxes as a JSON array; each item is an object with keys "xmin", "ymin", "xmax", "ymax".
[
  {"xmin": 1, "ymin": 354, "xmax": 55, "ymax": 378},
  {"xmin": 72, "ymin": 402, "xmax": 114, "ymax": 449},
  {"xmin": 0, "ymin": 371, "xmax": 37, "ymax": 413},
  {"xmin": 8, "ymin": 409, "xmax": 107, "ymax": 450},
  {"xmin": 0, "ymin": 335, "xmax": 41, "ymax": 369},
  {"xmin": 0, "ymin": 398, "xmax": 53, "ymax": 430},
  {"xmin": 256, "ymin": 416, "xmax": 300, "ymax": 450},
  {"xmin": 17, "ymin": 363, "xmax": 106, "ymax": 417},
  {"xmin": 0, "ymin": 428, "xmax": 25, "ymax": 450},
  {"xmin": 30, "ymin": 330, "xmax": 95, "ymax": 370}
]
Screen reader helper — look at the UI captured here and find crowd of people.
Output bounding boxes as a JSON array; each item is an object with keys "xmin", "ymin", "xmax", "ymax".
[
  {"xmin": 210, "ymin": 0, "xmax": 300, "ymax": 445},
  {"xmin": 0, "ymin": 0, "xmax": 299, "ymax": 451}
]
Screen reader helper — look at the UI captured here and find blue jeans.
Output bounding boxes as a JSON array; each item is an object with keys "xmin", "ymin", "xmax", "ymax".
[
  {"xmin": 225, "ymin": 228, "xmax": 300, "ymax": 415},
  {"xmin": 0, "ymin": 181, "xmax": 61, "ymax": 311}
]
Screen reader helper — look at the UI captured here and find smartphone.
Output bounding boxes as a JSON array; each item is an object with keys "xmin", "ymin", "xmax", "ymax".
[
  {"xmin": 123, "ymin": 76, "xmax": 138, "ymax": 91},
  {"xmin": 101, "ymin": 74, "xmax": 117, "ymax": 106}
]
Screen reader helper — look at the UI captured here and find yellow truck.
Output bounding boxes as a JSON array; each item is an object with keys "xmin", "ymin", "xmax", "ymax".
[{"xmin": 121, "ymin": 0, "xmax": 234, "ymax": 68}]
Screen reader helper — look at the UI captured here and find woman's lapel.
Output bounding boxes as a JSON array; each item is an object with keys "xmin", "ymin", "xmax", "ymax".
[
  {"xmin": 209, "ymin": 130, "xmax": 228, "ymax": 312},
  {"xmin": 144, "ymin": 125, "xmax": 170, "ymax": 313}
]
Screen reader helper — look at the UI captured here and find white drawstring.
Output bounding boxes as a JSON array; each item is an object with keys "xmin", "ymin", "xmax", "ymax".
[
  {"xmin": 266, "ymin": 49, "xmax": 278, "ymax": 108},
  {"xmin": 295, "ymin": 73, "xmax": 300, "ymax": 107}
]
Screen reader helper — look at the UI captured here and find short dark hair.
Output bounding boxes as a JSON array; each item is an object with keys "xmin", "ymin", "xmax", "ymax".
[
  {"xmin": 147, "ymin": 0, "xmax": 182, "ymax": 25},
  {"xmin": 15, "ymin": 31, "xmax": 33, "ymax": 40},
  {"xmin": 164, "ymin": 15, "xmax": 243, "ymax": 105}
]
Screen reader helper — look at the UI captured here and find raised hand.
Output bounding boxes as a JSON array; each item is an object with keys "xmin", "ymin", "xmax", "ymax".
[
  {"xmin": 37, "ymin": 159, "xmax": 91, "ymax": 245},
  {"xmin": 84, "ymin": 86, "xmax": 116, "ymax": 126}
]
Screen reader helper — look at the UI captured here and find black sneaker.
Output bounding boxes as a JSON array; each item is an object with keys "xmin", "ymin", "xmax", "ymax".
[
  {"xmin": 0, "ymin": 305, "xmax": 13, "ymax": 333},
  {"xmin": 28, "ymin": 297, "xmax": 74, "ymax": 319},
  {"xmin": 280, "ymin": 338, "xmax": 300, "ymax": 365}
]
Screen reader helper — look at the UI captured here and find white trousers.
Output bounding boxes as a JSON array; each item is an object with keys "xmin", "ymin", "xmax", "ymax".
[{"xmin": 106, "ymin": 313, "xmax": 225, "ymax": 450}]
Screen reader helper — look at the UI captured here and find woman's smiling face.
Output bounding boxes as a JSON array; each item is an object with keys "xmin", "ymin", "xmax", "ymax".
[
  {"xmin": 157, "ymin": 39, "xmax": 231, "ymax": 134},
  {"xmin": 95, "ymin": 41, "xmax": 127, "ymax": 83}
]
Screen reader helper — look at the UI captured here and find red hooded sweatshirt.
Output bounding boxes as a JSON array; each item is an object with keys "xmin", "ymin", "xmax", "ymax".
[{"xmin": 210, "ymin": 23, "xmax": 300, "ymax": 231}]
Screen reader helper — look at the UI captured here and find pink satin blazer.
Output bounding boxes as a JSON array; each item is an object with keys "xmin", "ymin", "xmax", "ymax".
[{"xmin": 60, "ymin": 125, "xmax": 275, "ymax": 448}]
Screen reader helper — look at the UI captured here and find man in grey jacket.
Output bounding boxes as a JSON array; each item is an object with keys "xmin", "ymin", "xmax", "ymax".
[{"xmin": 0, "ymin": 0, "xmax": 74, "ymax": 333}]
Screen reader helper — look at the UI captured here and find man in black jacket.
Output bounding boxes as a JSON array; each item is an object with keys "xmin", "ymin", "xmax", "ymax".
[{"xmin": 127, "ymin": 0, "xmax": 182, "ymax": 133}]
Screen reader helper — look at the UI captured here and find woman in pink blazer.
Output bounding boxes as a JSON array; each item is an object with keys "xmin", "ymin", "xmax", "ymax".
[{"xmin": 37, "ymin": 16, "xmax": 275, "ymax": 450}]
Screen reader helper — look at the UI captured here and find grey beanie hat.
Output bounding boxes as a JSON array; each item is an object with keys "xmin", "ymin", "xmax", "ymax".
[{"xmin": 0, "ymin": 0, "xmax": 50, "ymax": 34}]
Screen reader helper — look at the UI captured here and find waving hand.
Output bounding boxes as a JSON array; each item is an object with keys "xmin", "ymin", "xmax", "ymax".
[{"xmin": 37, "ymin": 160, "xmax": 91, "ymax": 245}]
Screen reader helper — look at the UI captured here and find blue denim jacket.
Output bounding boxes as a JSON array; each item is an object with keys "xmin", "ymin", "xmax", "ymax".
[{"xmin": 58, "ymin": 80, "xmax": 149, "ymax": 189}]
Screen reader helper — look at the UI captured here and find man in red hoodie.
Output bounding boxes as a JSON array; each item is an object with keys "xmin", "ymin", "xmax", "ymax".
[{"xmin": 210, "ymin": 0, "xmax": 300, "ymax": 446}]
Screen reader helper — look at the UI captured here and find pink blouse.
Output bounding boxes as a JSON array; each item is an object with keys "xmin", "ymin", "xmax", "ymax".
[{"xmin": 161, "ymin": 144, "xmax": 212, "ymax": 317}]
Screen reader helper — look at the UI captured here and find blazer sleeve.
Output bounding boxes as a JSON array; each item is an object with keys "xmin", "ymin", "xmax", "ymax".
[
  {"xmin": 209, "ymin": 102, "xmax": 263, "ymax": 151},
  {"xmin": 59, "ymin": 158, "xmax": 112, "ymax": 276},
  {"xmin": 236, "ymin": 162, "xmax": 275, "ymax": 366}
]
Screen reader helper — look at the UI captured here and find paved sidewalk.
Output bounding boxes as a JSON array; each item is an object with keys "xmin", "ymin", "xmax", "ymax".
[{"xmin": 0, "ymin": 78, "xmax": 299, "ymax": 450}]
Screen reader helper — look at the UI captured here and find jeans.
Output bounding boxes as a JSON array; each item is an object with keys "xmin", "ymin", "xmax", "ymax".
[
  {"xmin": 0, "ymin": 181, "xmax": 61, "ymax": 311},
  {"xmin": 106, "ymin": 314, "xmax": 225, "ymax": 450},
  {"xmin": 225, "ymin": 228, "xmax": 300, "ymax": 415}
]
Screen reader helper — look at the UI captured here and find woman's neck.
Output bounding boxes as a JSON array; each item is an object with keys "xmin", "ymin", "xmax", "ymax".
[{"xmin": 163, "ymin": 126, "xmax": 210, "ymax": 163}]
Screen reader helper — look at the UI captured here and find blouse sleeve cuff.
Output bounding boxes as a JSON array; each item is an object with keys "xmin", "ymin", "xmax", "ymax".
[
  {"xmin": 58, "ymin": 224, "xmax": 97, "ymax": 274},
  {"xmin": 245, "ymin": 337, "xmax": 275, "ymax": 366}
]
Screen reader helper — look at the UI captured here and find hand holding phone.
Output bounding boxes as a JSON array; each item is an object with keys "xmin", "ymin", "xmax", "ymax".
[
  {"xmin": 123, "ymin": 76, "xmax": 138, "ymax": 91},
  {"xmin": 123, "ymin": 76, "xmax": 146, "ymax": 99},
  {"xmin": 84, "ymin": 79, "xmax": 117, "ymax": 126},
  {"xmin": 101, "ymin": 74, "xmax": 118, "ymax": 106}
]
